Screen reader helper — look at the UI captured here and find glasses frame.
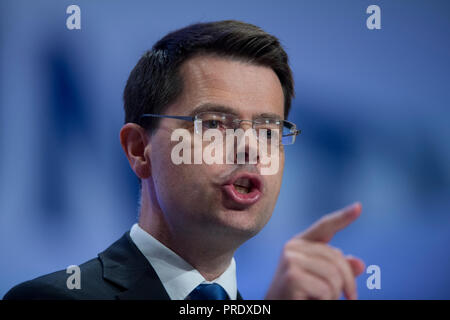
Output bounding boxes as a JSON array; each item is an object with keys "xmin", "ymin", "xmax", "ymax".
[{"xmin": 140, "ymin": 112, "xmax": 301, "ymax": 145}]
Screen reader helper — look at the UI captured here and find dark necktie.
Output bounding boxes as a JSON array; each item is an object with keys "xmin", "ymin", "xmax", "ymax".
[{"xmin": 187, "ymin": 283, "xmax": 230, "ymax": 300}]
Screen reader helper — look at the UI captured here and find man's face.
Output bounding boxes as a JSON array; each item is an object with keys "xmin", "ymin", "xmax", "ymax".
[{"xmin": 146, "ymin": 54, "xmax": 285, "ymax": 243}]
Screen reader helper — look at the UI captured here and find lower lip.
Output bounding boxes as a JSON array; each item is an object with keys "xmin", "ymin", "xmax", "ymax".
[{"xmin": 222, "ymin": 184, "xmax": 262, "ymax": 206}]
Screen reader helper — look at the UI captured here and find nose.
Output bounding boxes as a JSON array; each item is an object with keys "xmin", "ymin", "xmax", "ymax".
[{"xmin": 233, "ymin": 120, "xmax": 259, "ymax": 165}]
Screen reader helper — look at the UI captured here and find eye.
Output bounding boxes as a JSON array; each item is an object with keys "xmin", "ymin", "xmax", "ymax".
[{"xmin": 203, "ymin": 119, "xmax": 224, "ymax": 129}]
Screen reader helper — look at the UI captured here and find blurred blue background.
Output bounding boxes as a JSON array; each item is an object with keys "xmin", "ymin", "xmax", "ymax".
[{"xmin": 1, "ymin": 0, "xmax": 449, "ymax": 299}]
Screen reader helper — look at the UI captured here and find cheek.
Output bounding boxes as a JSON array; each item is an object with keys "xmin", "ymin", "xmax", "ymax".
[
  {"xmin": 150, "ymin": 145, "xmax": 217, "ymax": 203},
  {"xmin": 149, "ymin": 141, "xmax": 184, "ymax": 202},
  {"xmin": 264, "ymin": 153, "xmax": 284, "ymax": 196}
]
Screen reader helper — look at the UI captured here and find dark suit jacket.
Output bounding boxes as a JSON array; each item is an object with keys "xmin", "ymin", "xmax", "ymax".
[{"xmin": 3, "ymin": 232, "xmax": 243, "ymax": 300}]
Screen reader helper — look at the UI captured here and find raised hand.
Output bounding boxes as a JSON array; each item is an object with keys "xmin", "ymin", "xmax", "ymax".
[{"xmin": 265, "ymin": 203, "xmax": 365, "ymax": 300}]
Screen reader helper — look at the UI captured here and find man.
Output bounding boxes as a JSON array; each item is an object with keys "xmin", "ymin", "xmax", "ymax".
[{"xmin": 4, "ymin": 20, "xmax": 365, "ymax": 300}]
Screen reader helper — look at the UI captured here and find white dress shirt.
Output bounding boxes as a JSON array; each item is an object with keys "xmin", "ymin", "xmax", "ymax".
[{"xmin": 129, "ymin": 223, "xmax": 237, "ymax": 300}]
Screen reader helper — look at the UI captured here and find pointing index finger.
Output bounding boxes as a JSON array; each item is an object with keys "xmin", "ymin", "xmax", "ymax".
[{"xmin": 298, "ymin": 202, "xmax": 362, "ymax": 243}]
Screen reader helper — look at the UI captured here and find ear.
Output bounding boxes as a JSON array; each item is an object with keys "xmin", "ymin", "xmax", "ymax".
[{"xmin": 119, "ymin": 123, "xmax": 151, "ymax": 179}]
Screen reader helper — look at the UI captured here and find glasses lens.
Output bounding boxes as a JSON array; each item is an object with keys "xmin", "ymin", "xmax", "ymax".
[
  {"xmin": 195, "ymin": 113, "xmax": 299, "ymax": 146},
  {"xmin": 254, "ymin": 118, "xmax": 280, "ymax": 130},
  {"xmin": 197, "ymin": 112, "xmax": 235, "ymax": 131},
  {"xmin": 254, "ymin": 118, "xmax": 299, "ymax": 145},
  {"xmin": 253, "ymin": 119, "xmax": 280, "ymax": 143}
]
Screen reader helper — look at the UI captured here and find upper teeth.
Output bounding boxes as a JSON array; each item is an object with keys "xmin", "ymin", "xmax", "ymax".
[{"xmin": 234, "ymin": 178, "xmax": 251, "ymax": 188}]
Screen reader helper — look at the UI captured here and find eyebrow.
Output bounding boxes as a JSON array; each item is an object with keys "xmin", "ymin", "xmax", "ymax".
[
  {"xmin": 189, "ymin": 103, "xmax": 283, "ymax": 120},
  {"xmin": 188, "ymin": 103, "xmax": 239, "ymax": 117}
]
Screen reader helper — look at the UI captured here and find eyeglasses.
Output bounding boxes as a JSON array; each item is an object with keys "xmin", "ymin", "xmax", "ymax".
[{"xmin": 140, "ymin": 111, "xmax": 301, "ymax": 145}]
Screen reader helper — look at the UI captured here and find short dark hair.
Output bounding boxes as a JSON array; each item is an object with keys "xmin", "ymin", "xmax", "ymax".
[{"xmin": 123, "ymin": 20, "xmax": 294, "ymax": 133}]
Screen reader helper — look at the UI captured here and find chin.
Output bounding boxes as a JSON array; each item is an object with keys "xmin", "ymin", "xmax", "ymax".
[{"xmin": 216, "ymin": 207, "xmax": 270, "ymax": 239}]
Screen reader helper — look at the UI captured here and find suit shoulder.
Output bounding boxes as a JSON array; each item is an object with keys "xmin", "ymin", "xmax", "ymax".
[
  {"xmin": 3, "ymin": 257, "xmax": 110, "ymax": 300},
  {"xmin": 3, "ymin": 277, "xmax": 69, "ymax": 300}
]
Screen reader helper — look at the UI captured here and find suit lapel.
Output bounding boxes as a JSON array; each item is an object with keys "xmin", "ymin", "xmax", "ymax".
[
  {"xmin": 98, "ymin": 231, "xmax": 244, "ymax": 300},
  {"xmin": 98, "ymin": 232, "xmax": 170, "ymax": 300}
]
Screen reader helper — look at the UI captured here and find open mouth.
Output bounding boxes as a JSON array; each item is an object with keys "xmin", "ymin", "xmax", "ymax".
[
  {"xmin": 233, "ymin": 178, "xmax": 252, "ymax": 194},
  {"xmin": 222, "ymin": 173, "xmax": 263, "ymax": 207}
]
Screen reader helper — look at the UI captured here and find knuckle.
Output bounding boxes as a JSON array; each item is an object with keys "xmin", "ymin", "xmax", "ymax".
[
  {"xmin": 282, "ymin": 240, "xmax": 305, "ymax": 260},
  {"xmin": 316, "ymin": 216, "xmax": 331, "ymax": 231},
  {"xmin": 283, "ymin": 240, "xmax": 295, "ymax": 252},
  {"xmin": 285, "ymin": 238, "xmax": 305, "ymax": 250},
  {"xmin": 331, "ymin": 247, "xmax": 344, "ymax": 257},
  {"xmin": 322, "ymin": 214, "xmax": 336, "ymax": 227},
  {"xmin": 281, "ymin": 251, "xmax": 298, "ymax": 270}
]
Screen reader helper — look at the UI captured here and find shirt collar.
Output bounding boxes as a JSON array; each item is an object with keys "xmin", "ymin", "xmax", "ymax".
[{"xmin": 129, "ymin": 223, "xmax": 237, "ymax": 300}]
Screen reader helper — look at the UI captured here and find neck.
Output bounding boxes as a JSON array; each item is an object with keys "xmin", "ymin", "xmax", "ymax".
[{"xmin": 138, "ymin": 184, "xmax": 238, "ymax": 281}]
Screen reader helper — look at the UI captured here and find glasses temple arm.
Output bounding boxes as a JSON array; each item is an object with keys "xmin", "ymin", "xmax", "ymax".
[{"xmin": 282, "ymin": 129, "xmax": 301, "ymax": 137}]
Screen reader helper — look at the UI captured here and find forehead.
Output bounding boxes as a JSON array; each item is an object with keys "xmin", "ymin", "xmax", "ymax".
[{"xmin": 166, "ymin": 54, "xmax": 285, "ymax": 119}]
